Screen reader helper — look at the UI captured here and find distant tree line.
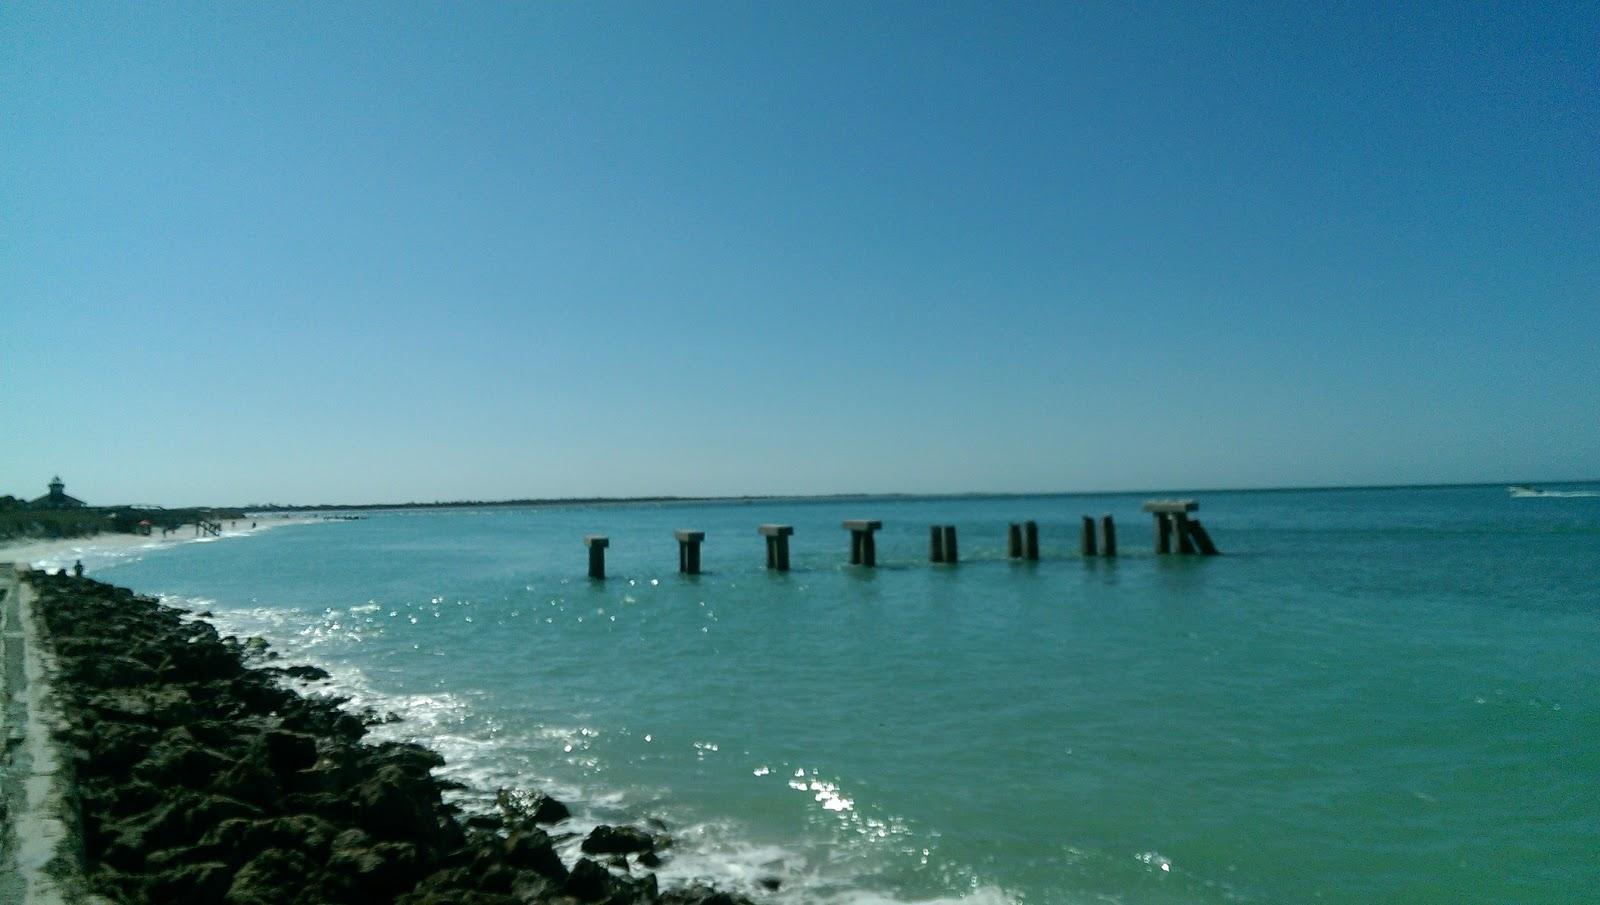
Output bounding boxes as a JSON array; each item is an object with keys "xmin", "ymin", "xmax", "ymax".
[
  {"xmin": 0, "ymin": 495, "xmax": 247, "ymax": 541},
  {"xmin": 247, "ymin": 496, "xmax": 733, "ymax": 512}
]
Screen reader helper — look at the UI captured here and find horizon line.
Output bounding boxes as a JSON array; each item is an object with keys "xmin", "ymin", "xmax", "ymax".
[{"xmin": 227, "ymin": 477, "xmax": 1598, "ymax": 512}]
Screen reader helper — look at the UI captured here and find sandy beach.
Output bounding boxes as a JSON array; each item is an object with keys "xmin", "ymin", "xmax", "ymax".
[{"xmin": 0, "ymin": 514, "xmax": 321, "ymax": 573}]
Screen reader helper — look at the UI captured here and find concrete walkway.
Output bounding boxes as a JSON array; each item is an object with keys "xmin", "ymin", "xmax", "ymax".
[{"xmin": 0, "ymin": 565, "xmax": 102, "ymax": 905}]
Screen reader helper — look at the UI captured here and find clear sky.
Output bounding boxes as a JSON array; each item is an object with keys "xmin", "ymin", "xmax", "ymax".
[{"xmin": 3, "ymin": 2, "xmax": 1596, "ymax": 506}]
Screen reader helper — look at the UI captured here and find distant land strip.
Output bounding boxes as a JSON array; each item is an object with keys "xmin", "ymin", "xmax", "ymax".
[{"xmin": 238, "ymin": 479, "xmax": 1595, "ymax": 514}]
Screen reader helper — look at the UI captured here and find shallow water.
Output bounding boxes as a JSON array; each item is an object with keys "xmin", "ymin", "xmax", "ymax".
[{"xmin": 75, "ymin": 485, "xmax": 1600, "ymax": 903}]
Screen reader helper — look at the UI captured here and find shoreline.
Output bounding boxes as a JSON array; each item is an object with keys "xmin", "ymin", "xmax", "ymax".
[
  {"xmin": 234, "ymin": 478, "xmax": 1600, "ymax": 513},
  {"xmin": 0, "ymin": 514, "xmax": 322, "ymax": 573},
  {"xmin": 10, "ymin": 569, "xmax": 755, "ymax": 904}
]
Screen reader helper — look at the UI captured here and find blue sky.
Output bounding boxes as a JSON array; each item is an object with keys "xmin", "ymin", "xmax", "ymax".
[{"xmin": 3, "ymin": 2, "xmax": 1596, "ymax": 506}]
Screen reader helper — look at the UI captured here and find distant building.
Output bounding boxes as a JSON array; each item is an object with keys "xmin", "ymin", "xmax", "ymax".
[{"xmin": 30, "ymin": 476, "xmax": 86, "ymax": 509}]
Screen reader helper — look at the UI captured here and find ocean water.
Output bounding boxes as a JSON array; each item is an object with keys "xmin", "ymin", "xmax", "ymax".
[{"xmin": 62, "ymin": 485, "xmax": 1600, "ymax": 904}]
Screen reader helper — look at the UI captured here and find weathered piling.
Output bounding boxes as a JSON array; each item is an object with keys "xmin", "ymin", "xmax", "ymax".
[
  {"xmin": 1007, "ymin": 523, "xmax": 1023, "ymax": 559},
  {"xmin": 1188, "ymin": 519, "xmax": 1220, "ymax": 555},
  {"xmin": 942, "ymin": 525, "xmax": 959, "ymax": 563},
  {"xmin": 1143, "ymin": 500, "xmax": 1185, "ymax": 554},
  {"xmin": 758, "ymin": 524, "xmax": 794, "ymax": 571},
  {"xmin": 1080, "ymin": 516, "xmax": 1098, "ymax": 556},
  {"xmin": 1023, "ymin": 520, "xmax": 1040, "ymax": 561},
  {"xmin": 1173, "ymin": 511, "xmax": 1196, "ymax": 554},
  {"xmin": 842, "ymin": 520, "xmax": 882, "ymax": 567},
  {"xmin": 929, "ymin": 526, "xmax": 945, "ymax": 562},
  {"xmin": 674, "ymin": 530, "xmax": 705, "ymax": 575},
  {"xmin": 584, "ymin": 535, "xmax": 609, "ymax": 579},
  {"xmin": 1141, "ymin": 500, "xmax": 1216, "ymax": 555},
  {"xmin": 1101, "ymin": 514, "xmax": 1117, "ymax": 557}
]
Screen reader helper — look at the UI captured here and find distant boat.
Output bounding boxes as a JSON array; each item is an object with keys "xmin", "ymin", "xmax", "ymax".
[{"xmin": 1509, "ymin": 485, "xmax": 1542, "ymax": 497}]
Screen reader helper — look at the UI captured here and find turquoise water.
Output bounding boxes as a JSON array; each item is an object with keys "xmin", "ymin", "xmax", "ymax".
[{"xmin": 70, "ymin": 486, "xmax": 1600, "ymax": 903}]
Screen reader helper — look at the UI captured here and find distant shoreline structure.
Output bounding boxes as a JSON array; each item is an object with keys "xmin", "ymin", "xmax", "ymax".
[{"xmin": 241, "ymin": 479, "xmax": 1600, "ymax": 514}]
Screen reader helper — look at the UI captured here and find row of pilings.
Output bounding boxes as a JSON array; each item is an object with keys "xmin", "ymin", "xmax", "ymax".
[{"xmin": 581, "ymin": 500, "xmax": 1218, "ymax": 578}]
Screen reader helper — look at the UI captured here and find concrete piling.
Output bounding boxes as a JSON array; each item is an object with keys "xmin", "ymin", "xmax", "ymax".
[
  {"xmin": 1007, "ymin": 523, "xmax": 1023, "ymax": 558},
  {"xmin": 929, "ymin": 526, "xmax": 945, "ymax": 563},
  {"xmin": 1023, "ymin": 521, "xmax": 1040, "ymax": 561},
  {"xmin": 1173, "ymin": 511, "xmax": 1197, "ymax": 554},
  {"xmin": 584, "ymin": 535, "xmax": 609, "ymax": 579},
  {"xmin": 842, "ymin": 520, "xmax": 882, "ymax": 567},
  {"xmin": 1080, "ymin": 516, "xmax": 1098, "ymax": 557},
  {"xmin": 941, "ymin": 525, "xmax": 958, "ymax": 563},
  {"xmin": 1101, "ymin": 515, "xmax": 1117, "ymax": 557},
  {"xmin": 674, "ymin": 530, "xmax": 705, "ymax": 575},
  {"xmin": 1141, "ymin": 500, "xmax": 1216, "ymax": 555},
  {"xmin": 758, "ymin": 524, "xmax": 794, "ymax": 571}
]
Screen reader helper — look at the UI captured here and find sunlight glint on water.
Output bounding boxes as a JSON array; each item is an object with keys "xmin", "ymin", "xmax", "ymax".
[{"xmin": 76, "ymin": 486, "xmax": 1600, "ymax": 904}]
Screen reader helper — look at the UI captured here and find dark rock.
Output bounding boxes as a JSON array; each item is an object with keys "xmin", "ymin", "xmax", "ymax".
[
  {"xmin": 496, "ymin": 786, "xmax": 571, "ymax": 826},
  {"xmin": 564, "ymin": 858, "xmax": 618, "ymax": 902},
  {"xmin": 503, "ymin": 829, "xmax": 567, "ymax": 879},
  {"xmin": 581, "ymin": 824, "xmax": 656, "ymax": 855},
  {"xmin": 100, "ymin": 793, "xmax": 264, "ymax": 866},
  {"xmin": 279, "ymin": 789, "xmax": 355, "ymax": 821},
  {"xmin": 365, "ymin": 741, "xmax": 445, "ymax": 777},
  {"xmin": 330, "ymin": 826, "xmax": 373, "ymax": 850},
  {"xmin": 133, "ymin": 728, "xmax": 230, "ymax": 789},
  {"xmin": 215, "ymin": 814, "xmax": 344, "ymax": 859},
  {"xmin": 161, "ymin": 637, "xmax": 241, "ymax": 682},
  {"xmin": 509, "ymin": 869, "xmax": 560, "ymax": 902},
  {"xmin": 84, "ymin": 686, "xmax": 194, "ymax": 724},
  {"xmin": 659, "ymin": 888, "xmax": 756, "ymax": 905},
  {"xmin": 264, "ymin": 729, "xmax": 319, "ymax": 773},
  {"xmin": 85, "ymin": 722, "xmax": 159, "ymax": 774},
  {"xmin": 195, "ymin": 818, "xmax": 259, "ymax": 865},
  {"xmin": 187, "ymin": 717, "xmax": 250, "ymax": 749},
  {"xmin": 278, "ymin": 664, "xmax": 331, "ymax": 682},
  {"xmin": 211, "ymin": 756, "xmax": 280, "ymax": 808},
  {"xmin": 186, "ymin": 794, "xmax": 264, "ymax": 828},
  {"xmin": 102, "ymin": 781, "xmax": 166, "ymax": 820},
  {"xmin": 145, "ymin": 860, "xmax": 233, "ymax": 905},
  {"xmin": 464, "ymin": 813, "xmax": 503, "ymax": 832},
  {"xmin": 476, "ymin": 862, "xmax": 516, "ymax": 893},
  {"xmin": 143, "ymin": 845, "xmax": 209, "ymax": 871},
  {"xmin": 637, "ymin": 850, "xmax": 663, "ymax": 868},
  {"xmin": 327, "ymin": 835, "xmax": 423, "ymax": 899},
  {"xmin": 397, "ymin": 866, "xmax": 515, "ymax": 905},
  {"xmin": 355, "ymin": 764, "xmax": 445, "ymax": 847},
  {"xmin": 225, "ymin": 848, "xmax": 314, "ymax": 905}
]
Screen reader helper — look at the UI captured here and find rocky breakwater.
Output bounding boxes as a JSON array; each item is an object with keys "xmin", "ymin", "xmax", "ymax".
[{"xmin": 27, "ymin": 572, "xmax": 755, "ymax": 905}]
